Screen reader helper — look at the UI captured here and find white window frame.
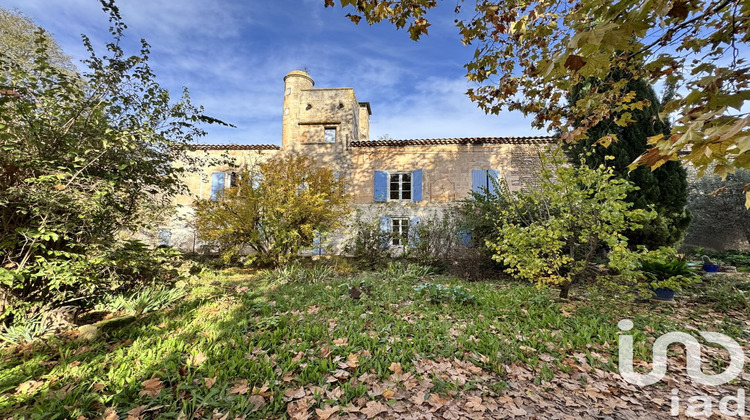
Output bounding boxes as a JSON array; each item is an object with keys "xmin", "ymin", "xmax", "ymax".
[
  {"xmin": 391, "ymin": 217, "xmax": 410, "ymax": 247},
  {"xmin": 388, "ymin": 172, "xmax": 412, "ymax": 201}
]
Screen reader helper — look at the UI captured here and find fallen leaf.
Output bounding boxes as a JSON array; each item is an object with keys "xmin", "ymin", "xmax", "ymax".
[
  {"xmin": 187, "ymin": 352, "xmax": 208, "ymax": 367},
  {"xmin": 360, "ymin": 401, "xmax": 388, "ymax": 418},
  {"xmin": 126, "ymin": 405, "xmax": 147, "ymax": 419},
  {"xmin": 103, "ymin": 407, "xmax": 119, "ymax": 420},
  {"xmin": 388, "ymin": 362, "xmax": 402, "ymax": 375},
  {"xmin": 229, "ymin": 380, "xmax": 249, "ymax": 395},
  {"xmin": 248, "ymin": 395, "xmax": 265, "ymax": 412},
  {"xmin": 204, "ymin": 377, "xmax": 217, "ymax": 389},
  {"xmin": 139, "ymin": 378, "xmax": 163, "ymax": 397},
  {"xmin": 284, "ymin": 387, "xmax": 306, "ymax": 401},
  {"xmin": 345, "ymin": 353, "xmax": 359, "ymax": 369},
  {"xmin": 332, "ymin": 338, "xmax": 348, "ymax": 346},
  {"xmin": 16, "ymin": 380, "xmax": 44, "ymax": 395},
  {"xmin": 315, "ymin": 405, "xmax": 339, "ymax": 419},
  {"xmin": 93, "ymin": 383, "xmax": 107, "ymax": 392},
  {"xmin": 466, "ymin": 396, "xmax": 486, "ymax": 412}
]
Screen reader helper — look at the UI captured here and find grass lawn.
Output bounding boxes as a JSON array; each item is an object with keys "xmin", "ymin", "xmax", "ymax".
[{"xmin": 1, "ymin": 263, "xmax": 748, "ymax": 419}]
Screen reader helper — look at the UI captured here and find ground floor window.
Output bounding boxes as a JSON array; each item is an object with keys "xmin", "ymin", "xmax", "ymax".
[{"xmin": 391, "ymin": 217, "xmax": 409, "ymax": 246}]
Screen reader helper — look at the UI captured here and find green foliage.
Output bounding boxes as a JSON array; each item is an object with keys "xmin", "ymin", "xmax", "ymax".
[
  {"xmin": 0, "ymin": 312, "xmax": 54, "ymax": 346},
  {"xmin": 261, "ymin": 262, "xmax": 336, "ymax": 285},
  {"xmin": 0, "ymin": 8, "xmax": 76, "ymax": 74},
  {"xmin": 458, "ymin": 179, "xmax": 511, "ymax": 251},
  {"xmin": 486, "ymin": 151, "xmax": 656, "ymax": 298},
  {"xmin": 194, "ymin": 154, "xmax": 350, "ymax": 267},
  {"xmin": 639, "ymin": 250, "xmax": 699, "ymax": 292},
  {"xmin": 707, "ymin": 251, "xmax": 750, "ymax": 267},
  {"xmin": 329, "ymin": 0, "xmax": 750, "ymax": 180},
  {"xmin": 409, "ymin": 211, "xmax": 464, "ymax": 269},
  {"xmin": 344, "ymin": 211, "xmax": 393, "ymax": 269},
  {"xmin": 96, "ymin": 286, "xmax": 187, "ymax": 316},
  {"xmin": 0, "ymin": 240, "xmax": 192, "ymax": 322},
  {"xmin": 2, "ymin": 267, "xmax": 747, "ymax": 417},
  {"xmin": 691, "ymin": 274, "xmax": 750, "ymax": 312},
  {"xmin": 414, "ymin": 282, "xmax": 476, "ymax": 305},
  {"xmin": 378, "ymin": 262, "xmax": 434, "ymax": 282},
  {"xmin": 0, "ymin": 5, "xmax": 223, "ymax": 321},
  {"xmin": 564, "ymin": 74, "xmax": 690, "ymax": 248}
]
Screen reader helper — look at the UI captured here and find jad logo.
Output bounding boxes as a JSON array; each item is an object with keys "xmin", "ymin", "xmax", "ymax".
[{"xmin": 617, "ymin": 319, "xmax": 747, "ymax": 417}]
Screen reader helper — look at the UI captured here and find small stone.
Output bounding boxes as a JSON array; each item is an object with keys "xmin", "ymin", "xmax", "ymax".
[{"xmin": 78, "ymin": 325, "xmax": 98, "ymax": 341}]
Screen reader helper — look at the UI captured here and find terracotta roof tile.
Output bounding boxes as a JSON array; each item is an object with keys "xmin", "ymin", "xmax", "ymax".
[
  {"xmin": 193, "ymin": 144, "xmax": 281, "ymax": 151},
  {"xmin": 350, "ymin": 136, "xmax": 557, "ymax": 147}
]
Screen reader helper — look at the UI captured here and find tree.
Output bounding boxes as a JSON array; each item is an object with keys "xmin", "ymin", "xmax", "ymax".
[
  {"xmin": 193, "ymin": 154, "xmax": 351, "ymax": 267},
  {"xmin": 686, "ymin": 169, "xmax": 750, "ymax": 250},
  {"xmin": 0, "ymin": 8, "xmax": 76, "ymax": 74},
  {"xmin": 486, "ymin": 151, "xmax": 655, "ymax": 298},
  {"xmin": 326, "ymin": 1, "xmax": 750, "ymax": 181},
  {"xmin": 564, "ymin": 73, "xmax": 691, "ymax": 248},
  {"xmin": 0, "ymin": 3, "xmax": 224, "ymax": 318}
]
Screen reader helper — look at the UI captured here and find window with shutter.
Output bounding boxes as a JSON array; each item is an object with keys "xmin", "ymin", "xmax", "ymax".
[{"xmin": 471, "ymin": 169, "xmax": 500, "ymax": 196}]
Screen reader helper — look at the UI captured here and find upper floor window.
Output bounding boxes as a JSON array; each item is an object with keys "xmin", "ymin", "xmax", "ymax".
[
  {"xmin": 472, "ymin": 169, "xmax": 500, "ymax": 196},
  {"xmin": 373, "ymin": 169, "xmax": 422, "ymax": 202},
  {"xmin": 324, "ymin": 127, "xmax": 336, "ymax": 143},
  {"xmin": 389, "ymin": 172, "xmax": 412, "ymax": 200}
]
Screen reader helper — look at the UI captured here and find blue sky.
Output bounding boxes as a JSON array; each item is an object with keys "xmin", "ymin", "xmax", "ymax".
[{"xmin": 1, "ymin": 0, "xmax": 544, "ymax": 145}]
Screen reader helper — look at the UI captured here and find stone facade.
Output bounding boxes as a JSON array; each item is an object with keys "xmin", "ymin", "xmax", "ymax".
[{"xmin": 157, "ymin": 71, "xmax": 556, "ymax": 253}]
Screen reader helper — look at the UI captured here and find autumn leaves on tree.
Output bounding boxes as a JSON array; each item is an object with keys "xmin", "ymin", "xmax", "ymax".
[{"xmin": 328, "ymin": 0, "xmax": 750, "ymax": 187}]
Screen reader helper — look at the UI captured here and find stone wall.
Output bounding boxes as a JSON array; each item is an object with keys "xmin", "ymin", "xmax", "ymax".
[{"xmin": 150, "ymin": 70, "xmax": 554, "ymax": 254}]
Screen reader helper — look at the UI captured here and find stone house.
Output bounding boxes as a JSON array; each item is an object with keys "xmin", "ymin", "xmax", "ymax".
[{"xmin": 159, "ymin": 70, "xmax": 555, "ymax": 253}]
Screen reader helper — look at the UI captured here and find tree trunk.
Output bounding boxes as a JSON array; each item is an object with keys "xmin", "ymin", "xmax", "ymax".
[{"xmin": 559, "ymin": 283, "xmax": 571, "ymax": 299}]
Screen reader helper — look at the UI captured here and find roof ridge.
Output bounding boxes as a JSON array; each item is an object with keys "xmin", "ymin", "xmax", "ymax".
[
  {"xmin": 193, "ymin": 144, "xmax": 281, "ymax": 151},
  {"xmin": 351, "ymin": 136, "xmax": 557, "ymax": 147}
]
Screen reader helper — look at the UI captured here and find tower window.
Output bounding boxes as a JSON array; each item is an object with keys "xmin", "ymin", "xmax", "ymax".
[{"xmin": 324, "ymin": 127, "xmax": 336, "ymax": 143}]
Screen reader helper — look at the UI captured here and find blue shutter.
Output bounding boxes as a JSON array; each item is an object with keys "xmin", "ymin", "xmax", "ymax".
[
  {"xmin": 379, "ymin": 216, "xmax": 391, "ymax": 249},
  {"xmin": 313, "ymin": 232, "xmax": 324, "ymax": 255},
  {"xmin": 472, "ymin": 169, "xmax": 486, "ymax": 195},
  {"xmin": 412, "ymin": 169, "xmax": 423, "ymax": 202},
  {"xmin": 487, "ymin": 169, "xmax": 500, "ymax": 196},
  {"xmin": 374, "ymin": 171, "xmax": 388, "ymax": 202},
  {"xmin": 210, "ymin": 172, "xmax": 225, "ymax": 201},
  {"xmin": 459, "ymin": 230, "xmax": 472, "ymax": 247},
  {"xmin": 409, "ymin": 217, "xmax": 421, "ymax": 248},
  {"xmin": 157, "ymin": 229, "xmax": 171, "ymax": 247}
]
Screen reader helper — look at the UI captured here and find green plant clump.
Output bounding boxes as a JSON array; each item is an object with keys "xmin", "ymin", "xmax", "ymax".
[{"xmin": 414, "ymin": 282, "xmax": 476, "ymax": 305}]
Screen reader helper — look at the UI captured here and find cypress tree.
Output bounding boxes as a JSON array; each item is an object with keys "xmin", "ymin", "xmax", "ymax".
[{"xmin": 564, "ymin": 72, "xmax": 691, "ymax": 249}]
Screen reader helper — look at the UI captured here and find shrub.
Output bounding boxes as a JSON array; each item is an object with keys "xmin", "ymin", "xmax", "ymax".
[
  {"xmin": 639, "ymin": 249, "xmax": 699, "ymax": 293},
  {"xmin": 0, "ymin": 240, "xmax": 192, "ymax": 324},
  {"xmin": 194, "ymin": 154, "xmax": 350, "ymax": 268},
  {"xmin": 446, "ymin": 247, "xmax": 501, "ymax": 282},
  {"xmin": 345, "ymin": 212, "xmax": 393, "ymax": 269},
  {"xmin": 409, "ymin": 211, "xmax": 465, "ymax": 269},
  {"xmin": 0, "ymin": 7, "xmax": 220, "ymax": 323},
  {"xmin": 486, "ymin": 151, "xmax": 655, "ymax": 298}
]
